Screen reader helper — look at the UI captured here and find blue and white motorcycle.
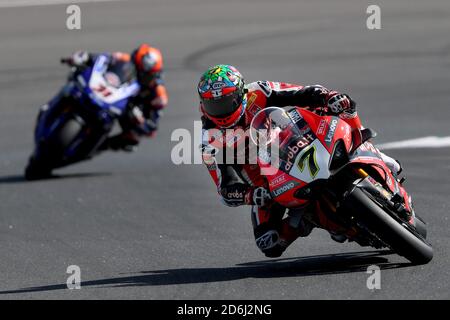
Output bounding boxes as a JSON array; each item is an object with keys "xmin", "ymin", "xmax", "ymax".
[{"xmin": 25, "ymin": 54, "xmax": 141, "ymax": 180}]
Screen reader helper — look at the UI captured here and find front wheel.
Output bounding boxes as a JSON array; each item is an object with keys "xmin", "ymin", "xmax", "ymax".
[
  {"xmin": 24, "ymin": 118, "xmax": 84, "ymax": 180},
  {"xmin": 343, "ymin": 188, "xmax": 433, "ymax": 264},
  {"xmin": 24, "ymin": 156, "xmax": 52, "ymax": 180}
]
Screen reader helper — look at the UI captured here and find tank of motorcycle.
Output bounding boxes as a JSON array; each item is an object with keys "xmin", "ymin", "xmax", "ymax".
[{"xmin": 249, "ymin": 106, "xmax": 353, "ymax": 208}]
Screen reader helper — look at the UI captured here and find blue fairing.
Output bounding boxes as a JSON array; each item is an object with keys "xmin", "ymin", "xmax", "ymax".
[
  {"xmin": 77, "ymin": 54, "xmax": 140, "ymax": 112},
  {"xmin": 35, "ymin": 54, "xmax": 140, "ymax": 158}
]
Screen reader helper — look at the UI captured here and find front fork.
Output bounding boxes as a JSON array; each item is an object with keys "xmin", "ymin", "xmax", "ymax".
[
  {"xmin": 353, "ymin": 168, "xmax": 415, "ymax": 225},
  {"xmin": 316, "ymin": 167, "xmax": 415, "ymax": 242},
  {"xmin": 34, "ymin": 85, "xmax": 73, "ymax": 144}
]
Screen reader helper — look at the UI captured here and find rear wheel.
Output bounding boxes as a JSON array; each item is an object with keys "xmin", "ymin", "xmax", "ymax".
[{"xmin": 343, "ymin": 188, "xmax": 433, "ymax": 264}]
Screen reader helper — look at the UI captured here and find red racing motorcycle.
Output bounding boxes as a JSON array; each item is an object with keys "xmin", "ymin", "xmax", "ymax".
[{"xmin": 250, "ymin": 107, "xmax": 433, "ymax": 264}]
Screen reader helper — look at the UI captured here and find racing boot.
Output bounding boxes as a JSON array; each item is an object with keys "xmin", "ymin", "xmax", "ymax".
[
  {"xmin": 98, "ymin": 132, "xmax": 139, "ymax": 152},
  {"xmin": 266, "ymin": 213, "xmax": 315, "ymax": 258},
  {"xmin": 254, "ymin": 217, "xmax": 314, "ymax": 258}
]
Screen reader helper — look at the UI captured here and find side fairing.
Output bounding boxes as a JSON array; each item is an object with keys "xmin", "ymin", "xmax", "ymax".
[{"xmin": 287, "ymin": 139, "xmax": 332, "ymax": 183}]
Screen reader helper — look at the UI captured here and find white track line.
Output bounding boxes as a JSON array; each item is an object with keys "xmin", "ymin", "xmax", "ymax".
[
  {"xmin": 0, "ymin": 0, "xmax": 123, "ymax": 8},
  {"xmin": 378, "ymin": 136, "xmax": 450, "ymax": 150}
]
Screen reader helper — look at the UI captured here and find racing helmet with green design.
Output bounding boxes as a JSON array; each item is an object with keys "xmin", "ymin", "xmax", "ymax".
[{"xmin": 197, "ymin": 64, "xmax": 247, "ymax": 128}]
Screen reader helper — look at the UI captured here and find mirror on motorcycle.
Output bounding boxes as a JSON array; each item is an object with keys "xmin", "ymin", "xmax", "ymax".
[
  {"xmin": 362, "ymin": 128, "xmax": 377, "ymax": 142},
  {"xmin": 350, "ymin": 128, "xmax": 377, "ymax": 153}
]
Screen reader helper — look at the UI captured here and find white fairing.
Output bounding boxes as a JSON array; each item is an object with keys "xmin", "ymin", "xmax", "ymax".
[
  {"xmin": 288, "ymin": 139, "xmax": 331, "ymax": 183},
  {"xmin": 89, "ymin": 55, "xmax": 139, "ymax": 105}
]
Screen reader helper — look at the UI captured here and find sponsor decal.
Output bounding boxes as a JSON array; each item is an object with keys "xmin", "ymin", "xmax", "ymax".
[
  {"xmin": 317, "ymin": 119, "xmax": 327, "ymax": 136},
  {"xmin": 325, "ymin": 118, "xmax": 338, "ymax": 144},
  {"xmin": 257, "ymin": 81, "xmax": 272, "ymax": 97},
  {"xmin": 105, "ymin": 72, "xmax": 120, "ymax": 87},
  {"xmin": 269, "ymin": 175, "xmax": 287, "ymax": 188},
  {"xmin": 246, "ymin": 92, "xmax": 257, "ymax": 108},
  {"xmin": 227, "ymin": 190, "xmax": 244, "ymax": 199},
  {"xmin": 256, "ymin": 230, "xmax": 278, "ymax": 250},
  {"xmin": 247, "ymin": 103, "xmax": 262, "ymax": 116},
  {"xmin": 211, "ymin": 89, "xmax": 222, "ymax": 98},
  {"xmin": 272, "ymin": 181, "xmax": 298, "ymax": 197},
  {"xmin": 212, "ymin": 81, "xmax": 226, "ymax": 90},
  {"xmin": 344, "ymin": 125, "xmax": 351, "ymax": 145},
  {"xmin": 288, "ymin": 109, "xmax": 302, "ymax": 123},
  {"xmin": 284, "ymin": 134, "xmax": 315, "ymax": 171}
]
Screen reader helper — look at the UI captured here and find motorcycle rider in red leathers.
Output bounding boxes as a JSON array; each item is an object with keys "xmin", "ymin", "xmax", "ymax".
[{"xmin": 198, "ymin": 64, "xmax": 401, "ymax": 258}]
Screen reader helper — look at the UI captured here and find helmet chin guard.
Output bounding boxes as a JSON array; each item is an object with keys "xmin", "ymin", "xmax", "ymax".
[{"xmin": 203, "ymin": 95, "xmax": 247, "ymax": 128}]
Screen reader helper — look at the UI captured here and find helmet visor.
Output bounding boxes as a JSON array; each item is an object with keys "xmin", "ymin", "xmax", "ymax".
[{"xmin": 202, "ymin": 92, "xmax": 243, "ymax": 118}]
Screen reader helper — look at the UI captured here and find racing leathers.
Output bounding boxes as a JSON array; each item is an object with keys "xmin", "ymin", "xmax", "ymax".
[{"xmin": 201, "ymin": 81, "xmax": 400, "ymax": 257}]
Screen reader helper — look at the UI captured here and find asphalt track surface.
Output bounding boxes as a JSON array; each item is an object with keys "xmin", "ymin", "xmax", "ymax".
[{"xmin": 0, "ymin": 0, "xmax": 449, "ymax": 299}]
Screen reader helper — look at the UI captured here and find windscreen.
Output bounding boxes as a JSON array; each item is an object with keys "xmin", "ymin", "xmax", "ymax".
[
  {"xmin": 249, "ymin": 106, "xmax": 314, "ymax": 173},
  {"xmin": 105, "ymin": 60, "xmax": 136, "ymax": 87}
]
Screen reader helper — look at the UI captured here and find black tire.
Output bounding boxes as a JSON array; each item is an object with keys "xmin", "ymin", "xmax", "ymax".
[
  {"xmin": 24, "ymin": 118, "xmax": 83, "ymax": 180},
  {"xmin": 414, "ymin": 215, "xmax": 427, "ymax": 239},
  {"xmin": 54, "ymin": 118, "xmax": 83, "ymax": 149},
  {"xmin": 24, "ymin": 157, "xmax": 52, "ymax": 180},
  {"xmin": 344, "ymin": 188, "xmax": 433, "ymax": 264}
]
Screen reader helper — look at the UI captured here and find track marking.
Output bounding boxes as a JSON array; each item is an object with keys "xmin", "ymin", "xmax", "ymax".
[
  {"xmin": 0, "ymin": 0, "xmax": 123, "ymax": 8},
  {"xmin": 378, "ymin": 136, "xmax": 450, "ymax": 150}
]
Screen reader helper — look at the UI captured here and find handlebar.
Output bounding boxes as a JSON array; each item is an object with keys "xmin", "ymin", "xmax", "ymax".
[{"xmin": 60, "ymin": 57, "xmax": 72, "ymax": 65}]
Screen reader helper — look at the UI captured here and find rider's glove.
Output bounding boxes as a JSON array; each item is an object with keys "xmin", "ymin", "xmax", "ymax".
[
  {"xmin": 220, "ymin": 183, "xmax": 249, "ymax": 207},
  {"xmin": 251, "ymin": 187, "xmax": 273, "ymax": 207},
  {"xmin": 150, "ymin": 96, "xmax": 167, "ymax": 110},
  {"xmin": 146, "ymin": 109, "xmax": 161, "ymax": 132},
  {"xmin": 70, "ymin": 50, "xmax": 89, "ymax": 67},
  {"xmin": 130, "ymin": 105, "xmax": 146, "ymax": 125},
  {"xmin": 326, "ymin": 91, "xmax": 355, "ymax": 114},
  {"xmin": 129, "ymin": 106, "xmax": 161, "ymax": 137},
  {"xmin": 142, "ymin": 109, "xmax": 161, "ymax": 137}
]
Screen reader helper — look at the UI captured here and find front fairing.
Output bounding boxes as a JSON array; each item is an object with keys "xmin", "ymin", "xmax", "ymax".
[
  {"xmin": 75, "ymin": 54, "xmax": 140, "ymax": 115},
  {"xmin": 251, "ymin": 107, "xmax": 359, "ymax": 207},
  {"xmin": 251, "ymin": 107, "xmax": 336, "ymax": 207}
]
